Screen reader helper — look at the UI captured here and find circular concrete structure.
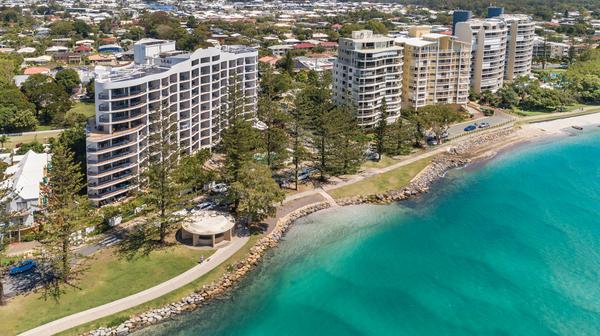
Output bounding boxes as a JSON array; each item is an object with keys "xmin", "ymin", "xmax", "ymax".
[{"xmin": 181, "ymin": 211, "xmax": 235, "ymax": 247}]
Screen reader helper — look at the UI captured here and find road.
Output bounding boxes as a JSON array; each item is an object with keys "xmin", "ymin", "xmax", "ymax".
[
  {"xmin": 446, "ymin": 111, "xmax": 514, "ymax": 139},
  {"xmin": 18, "ymin": 235, "xmax": 249, "ymax": 336}
]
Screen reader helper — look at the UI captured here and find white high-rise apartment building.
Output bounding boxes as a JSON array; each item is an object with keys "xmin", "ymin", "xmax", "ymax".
[
  {"xmin": 500, "ymin": 14, "xmax": 535, "ymax": 80},
  {"xmin": 455, "ymin": 18, "xmax": 508, "ymax": 93},
  {"xmin": 395, "ymin": 26, "xmax": 471, "ymax": 109},
  {"xmin": 333, "ymin": 30, "xmax": 403, "ymax": 127},
  {"xmin": 86, "ymin": 39, "xmax": 258, "ymax": 205}
]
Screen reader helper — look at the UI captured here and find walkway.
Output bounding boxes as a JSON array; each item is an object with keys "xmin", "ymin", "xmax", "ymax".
[{"xmin": 18, "ymin": 235, "xmax": 249, "ymax": 336}]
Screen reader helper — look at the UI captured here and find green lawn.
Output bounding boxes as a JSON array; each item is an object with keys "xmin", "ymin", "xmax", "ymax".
[
  {"xmin": 0, "ymin": 245, "xmax": 214, "ymax": 335},
  {"xmin": 361, "ymin": 155, "xmax": 401, "ymax": 169},
  {"xmin": 3, "ymin": 130, "xmax": 63, "ymax": 149},
  {"xmin": 58, "ymin": 234, "xmax": 263, "ymax": 336},
  {"xmin": 330, "ymin": 157, "xmax": 433, "ymax": 200},
  {"xmin": 69, "ymin": 101, "xmax": 96, "ymax": 118},
  {"xmin": 513, "ymin": 103, "xmax": 587, "ymax": 117}
]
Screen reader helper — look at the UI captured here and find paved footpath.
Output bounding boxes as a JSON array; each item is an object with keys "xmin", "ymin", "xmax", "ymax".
[{"xmin": 19, "ymin": 236, "xmax": 249, "ymax": 336}]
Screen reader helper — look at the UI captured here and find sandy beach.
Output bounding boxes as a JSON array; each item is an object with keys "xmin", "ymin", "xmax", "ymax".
[{"xmin": 527, "ymin": 112, "xmax": 600, "ymax": 134}]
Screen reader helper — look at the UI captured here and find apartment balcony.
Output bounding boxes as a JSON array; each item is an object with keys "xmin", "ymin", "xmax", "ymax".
[
  {"xmin": 89, "ymin": 183, "xmax": 135, "ymax": 201},
  {"xmin": 88, "ymin": 150, "xmax": 136, "ymax": 166},
  {"xmin": 88, "ymin": 171, "xmax": 134, "ymax": 189}
]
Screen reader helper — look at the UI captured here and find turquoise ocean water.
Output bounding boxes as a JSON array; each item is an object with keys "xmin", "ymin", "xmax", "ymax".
[{"xmin": 144, "ymin": 130, "xmax": 600, "ymax": 336}]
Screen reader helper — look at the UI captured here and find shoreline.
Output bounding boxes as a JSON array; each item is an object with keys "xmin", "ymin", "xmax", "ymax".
[{"xmin": 81, "ymin": 113, "xmax": 600, "ymax": 336}]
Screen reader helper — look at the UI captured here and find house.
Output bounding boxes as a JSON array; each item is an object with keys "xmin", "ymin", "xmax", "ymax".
[
  {"xmin": 268, "ymin": 44, "xmax": 294, "ymax": 56},
  {"xmin": 294, "ymin": 55, "xmax": 335, "ymax": 72},
  {"xmin": 319, "ymin": 41, "xmax": 338, "ymax": 51},
  {"xmin": 45, "ymin": 46, "xmax": 69, "ymax": 55},
  {"xmin": 13, "ymin": 75, "xmax": 29, "ymax": 87},
  {"xmin": 23, "ymin": 67, "xmax": 50, "ymax": 75},
  {"xmin": 23, "ymin": 55, "xmax": 52, "ymax": 64},
  {"xmin": 2, "ymin": 150, "xmax": 52, "ymax": 237},
  {"xmin": 16, "ymin": 47, "xmax": 36, "ymax": 54},
  {"xmin": 75, "ymin": 39, "xmax": 95, "ymax": 46},
  {"xmin": 87, "ymin": 53, "xmax": 116, "ymax": 65},
  {"xmin": 293, "ymin": 42, "xmax": 316, "ymax": 50},
  {"xmin": 74, "ymin": 44, "xmax": 93, "ymax": 54},
  {"xmin": 259, "ymin": 55, "xmax": 281, "ymax": 67}
]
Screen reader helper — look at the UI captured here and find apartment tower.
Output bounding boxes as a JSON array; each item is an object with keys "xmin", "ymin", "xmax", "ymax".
[
  {"xmin": 499, "ymin": 14, "xmax": 535, "ymax": 80},
  {"xmin": 86, "ymin": 39, "xmax": 258, "ymax": 205},
  {"xmin": 395, "ymin": 26, "xmax": 471, "ymax": 109},
  {"xmin": 455, "ymin": 18, "xmax": 508, "ymax": 93},
  {"xmin": 333, "ymin": 30, "xmax": 403, "ymax": 127}
]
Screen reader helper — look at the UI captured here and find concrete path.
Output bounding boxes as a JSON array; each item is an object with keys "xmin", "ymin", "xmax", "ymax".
[
  {"xmin": 18, "ymin": 235, "xmax": 249, "ymax": 336},
  {"xmin": 283, "ymin": 141, "xmax": 455, "ymax": 204},
  {"xmin": 317, "ymin": 189, "xmax": 338, "ymax": 206}
]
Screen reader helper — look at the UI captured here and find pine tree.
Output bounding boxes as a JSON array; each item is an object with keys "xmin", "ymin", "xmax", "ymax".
[
  {"xmin": 374, "ymin": 100, "xmax": 388, "ymax": 161},
  {"xmin": 220, "ymin": 70, "xmax": 259, "ymax": 182},
  {"xmin": 38, "ymin": 144, "xmax": 89, "ymax": 301},
  {"xmin": 0, "ymin": 169, "xmax": 14, "ymax": 305},
  {"xmin": 258, "ymin": 95, "xmax": 289, "ymax": 171},
  {"xmin": 295, "ymin": 71, "xmax": 335, "ymax": 181},
  {"xmin": 287, "ymin": 101, "xmax": 308, "ymax": 191},
  {"xmin": 142, "ymin": 104, "xmax": 184, "ymax": 245},
  {"xmin": 229, "ymin": 162, "xmax": 285, "ymax": 224},
  {"xmin": 325, "ymin": 104, "xmax": 366, "ymax": 175},
  {"xmin": 385, "ymin": 117, "xmax": 414, "ymax": 156}
]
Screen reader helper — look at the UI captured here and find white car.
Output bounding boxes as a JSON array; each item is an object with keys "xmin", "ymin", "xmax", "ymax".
[
  {"xmin": 173, "ymin": 209, "xmax": 188, "ymax": 217},
  {"xmin": 212, "ymin": 183, "xmax": 229, "ymax": 193},
  {"xmin": 196, "ymin": 201, "xmax": 215, "ymax": 210}
]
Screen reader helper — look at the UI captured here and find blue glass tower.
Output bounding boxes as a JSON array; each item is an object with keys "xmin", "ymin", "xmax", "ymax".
[
  {"xmin": 487, "ymin": 6, "xmax": 504, "ymax": 18},
  {"xmin": 452, "ymin": 10, "xmax": 473, "ymax": 35}
]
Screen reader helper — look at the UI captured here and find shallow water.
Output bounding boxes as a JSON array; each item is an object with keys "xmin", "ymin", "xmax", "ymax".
[{"xmin": 143, "ymin": 131, "xmax": 600, "ymax": 336}]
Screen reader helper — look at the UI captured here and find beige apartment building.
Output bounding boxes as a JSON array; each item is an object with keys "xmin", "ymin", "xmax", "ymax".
[
  {"xmin": 455, "ymin": 18, "xmax": 508, "ymax": 93},
  {"xmin": 395, "ymin": 26, "xmax": 471, "ymax": 109},
  {"xmin": 333, "ymin": 30, "xmax": 403, "ymax": 127},
  {"xmin": 501, "ymin": 14, "xmax": 535, "ymax": 80}
]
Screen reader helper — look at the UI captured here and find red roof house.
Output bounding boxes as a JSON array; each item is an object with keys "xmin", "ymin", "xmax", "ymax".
[
  {"xmin": 319, "ymin": 41, "xmax": 338, "ymax": 49},
  {"xmin": 293, "ymin": 43, "xmax": 316, "ymax": 50}
]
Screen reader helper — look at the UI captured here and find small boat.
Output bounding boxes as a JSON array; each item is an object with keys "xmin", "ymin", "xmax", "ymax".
[{"xmin": 572, "ymin": 126, "xmax": 583, "ymax": 130}]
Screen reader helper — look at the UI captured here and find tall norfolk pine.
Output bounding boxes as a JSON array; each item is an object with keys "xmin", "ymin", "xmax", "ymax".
[
  {"xmin": 0, "ymin": 168, "xmax": 15, "ymax": 305},
  {"xmin": 38, "ymin": 144, "xmax": 91, "ymax": 301},
  {"xmin": 296, "ymin": 71, "xmax": 366, "ymax": 180}
]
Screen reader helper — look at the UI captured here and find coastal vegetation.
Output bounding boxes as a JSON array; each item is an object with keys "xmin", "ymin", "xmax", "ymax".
[{"xmin": 329, "ymin": 157, "xmax": 433, "ymax": 199}]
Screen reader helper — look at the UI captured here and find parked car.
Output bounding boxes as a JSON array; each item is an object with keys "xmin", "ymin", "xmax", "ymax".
[
  {"xmin": 297, "ymin": 167, "xmax": 317, "ymax": 181},
  {"xmin": 212, "ymin": 183, "xmax": 229, "ymax": 193},
  {"xmin": 196, "ymin": 201, "xmax": 215, "ymax": 210},
  {"xmin": 364, "ymin": 149, "xmax": 380, "ymax": 161},
  {"xmin": 478, "ymin": 122, "xmax": 490, "ymax": 128},
  {"xmin": 9, "ymin": 259, "xmax": 36, "ymax": 276},
  {"xmin": 173, "ymin": 209, "xmax": 188, "ymax": 217},
  {"xmin": 464, "ymin": 125, "xmax": 477, "ymax": 132}
]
